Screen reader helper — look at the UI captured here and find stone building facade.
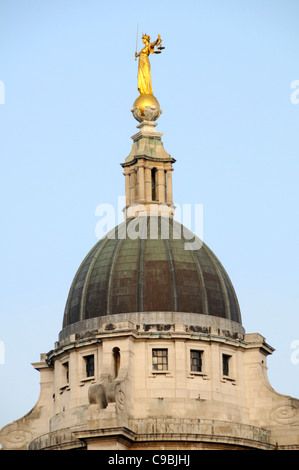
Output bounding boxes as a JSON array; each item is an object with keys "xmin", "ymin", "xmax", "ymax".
[{"xmin": 1, "ymin": 93, "xmax": 298, "ymax": 451}]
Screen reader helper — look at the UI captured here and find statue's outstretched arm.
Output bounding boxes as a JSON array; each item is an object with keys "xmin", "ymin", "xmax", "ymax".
[
  {"xmin": 154, "ymin": 34, "xmax": 162, "ymax": 46},
  {"xmin": 149, "ymin": 35, "xmax": 162, "ymax": 52}
]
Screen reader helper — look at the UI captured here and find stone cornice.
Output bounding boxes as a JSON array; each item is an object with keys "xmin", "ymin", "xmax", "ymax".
[{"xmin": 121, "ymin": 154, "xmax": 176, "ymax": 168}]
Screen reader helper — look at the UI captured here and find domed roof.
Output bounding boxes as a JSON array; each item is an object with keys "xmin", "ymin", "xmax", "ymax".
[{"xmin": 62, "ymin": 217, "xmax": 242, "ymax": 332}]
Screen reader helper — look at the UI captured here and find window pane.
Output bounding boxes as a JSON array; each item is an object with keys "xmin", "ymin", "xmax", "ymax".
[
  {"xmin": 85, "ymin": 355, "xmax": 95, "ymax": 377},
  {"xmin": 63, "ymin": 362, "xmax": 69, "ymax": 383},
  {"xmin": 152, "ymin": 349, "xmax": 168, "ymax": 370},
  {"xmin": 222, "ymin": 354, "xmax": 230, "ymax": 376},
  {"xmin": 190, "ymin": 350, "xmax": 202, "ymax": 372}
]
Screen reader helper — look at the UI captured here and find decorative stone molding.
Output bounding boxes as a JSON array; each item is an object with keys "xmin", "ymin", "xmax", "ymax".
[
  {"xmin": 29, "ymin": 428, "xmax": 86, "ymax": 451},
  {"xmin": 131, "ymin": 106, "xmax": 162, "ymax": 123},
  {"xmin": 58, "ymin": 312, "xmax": 245, "ymax": 344},
  {"xmin": 28, "ymin": 418, "xmax": 275, "ymax": 450},
  {"xmin": 128, "ymin": 418, "xmax": 273, "ymax": 449},
  {"xmin": 0, "ymin": 423, "xmax": 33, "ymax": 450},
  {"xmin": 270, "ymin": 403, "xmax": 299, "ymax": 425}
]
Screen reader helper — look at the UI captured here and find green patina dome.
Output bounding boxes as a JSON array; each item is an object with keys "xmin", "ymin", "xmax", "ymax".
[{"xmin": 62, "ymin": 217, "xmax": 242, "ymax": 332}]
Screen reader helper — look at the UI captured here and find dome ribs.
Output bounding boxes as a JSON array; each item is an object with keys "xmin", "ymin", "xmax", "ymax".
[
  {"xmin": 164, "ymin": 237, "xmax": 179, "ymax": 312},
  {"xmin": 187, "ymin": 247, "xmax": 209, "ymax": 315},
  {"xmin": 109, "ymin": 235, "xmax": 139, "ymax": 315},
  {"xmin": 206, "ymin": 247, "xmax": 242, "ymax": 324},
  {"xmin": 63, "ymin": 239, "xmax": 105, "ymax": 327},
  {"xmin": 137, "ymin": 237, "xmax": 145, "ymax": 312},
  {"xmin": 80, "ymin": 237, "xmax": 110, "ymax": 321},
  {"xmin": 143, "ymin": 217, "xmax": 173, "ymax": 311},
  {"xmin": 62, "ymin": 217, "xmax": 242, "ymax": 329},
  {"xmin": 85, "ymin": 238, "xmax": 119, "ymax": 319},
  {"xmin": 204, "ymin": 245, "xmax": 231, "ymax": 320},
  {"xmin": 170, "ymin": 220, "xmax": 205, "ymax": 314},
  {"xmin": 104, "ymin": 236, "xmax": 125, "ymax": 315},
  {"xmin": 195, "ymin": 245, "xmax": 227, "ymax": 319}
]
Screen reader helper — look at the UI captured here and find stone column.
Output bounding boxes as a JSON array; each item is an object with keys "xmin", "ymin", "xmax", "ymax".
[
  {"xmin": 157, "ymin": 168, "xmax": 166, "ymax": 203},
  {"xmin": 166, "ymin": 169, "xmax": 173, "ymax": 203},
  {"xmin": 144, "ymin": 167, "xmax": 152, "ymax": 202},
  {"xmin": 124, "ymin": 171, "xmax": 130, "ymax": 206},
  {"xmin": 138, "ymin": 163, "xmax": 145, "ymax": 201},
  {"xmin": 130, "ymin": 170, "xmax": 137, "ymax": 204}
]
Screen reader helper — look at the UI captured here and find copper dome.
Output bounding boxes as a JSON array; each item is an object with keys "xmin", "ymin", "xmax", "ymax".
[{"xmin": 62, "ymin": 217, "xmax": 242, "ymax": 331}]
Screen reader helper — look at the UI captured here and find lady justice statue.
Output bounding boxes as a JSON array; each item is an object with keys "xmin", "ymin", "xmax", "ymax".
[
  {"xmin": 132, "ymin": 32, "xmax": 165, "ymax": 121},
  {"xmin": 135, "ymin": 33, "xmax": 163, "ymax": 95}
]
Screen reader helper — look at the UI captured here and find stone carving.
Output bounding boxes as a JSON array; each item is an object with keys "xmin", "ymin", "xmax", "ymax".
[
  {"xmin": 115, "ymin": 386, "xmax": 126, "ymax": 412},
  {"xmin": 270, "ymin": 403, "xmax": 299, "ymax": 425},
  {"xmin": 88, "ymin": 373, "xmax": 110, "ymax": 409},
  {"xmin": 0, "ymin": 423, "xmax": 33, "ymax": 450},
  {"xmin": 131, "ymin": 105, "xmax": 162, "ymax": 123},
  {"xmin": 88, "ymin": 373, "xmax": 127, "ymax": 413}
]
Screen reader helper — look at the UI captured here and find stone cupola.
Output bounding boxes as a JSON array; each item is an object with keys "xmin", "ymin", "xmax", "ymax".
[{"xmin": 121, "ymin": 100, "xmax": 175, "ymax": 218}]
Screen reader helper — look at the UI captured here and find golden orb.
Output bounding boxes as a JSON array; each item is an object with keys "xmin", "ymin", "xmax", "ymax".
[{"xmin": 133, "ymin": 93, "xmax": 160, "ymax": 116}]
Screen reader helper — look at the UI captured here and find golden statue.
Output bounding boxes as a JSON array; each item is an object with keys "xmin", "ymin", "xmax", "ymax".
[
  {"xmin": 135, "ymin": 33, "xmax": 163, "ymax": 95},
  {"xmin": 133, "ymin": 33, "xmax": 164, "ymax": 117}
]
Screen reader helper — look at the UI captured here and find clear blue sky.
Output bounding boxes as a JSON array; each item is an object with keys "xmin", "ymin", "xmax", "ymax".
[{"xmin": 0, "ymin": 0, "xmax": 298, "ymax": 429}]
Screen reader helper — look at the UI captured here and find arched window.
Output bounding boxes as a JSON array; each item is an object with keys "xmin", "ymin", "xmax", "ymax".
[{"xmin": 112, "ymin": 347, "xmax": 120, "ymax": 379}]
